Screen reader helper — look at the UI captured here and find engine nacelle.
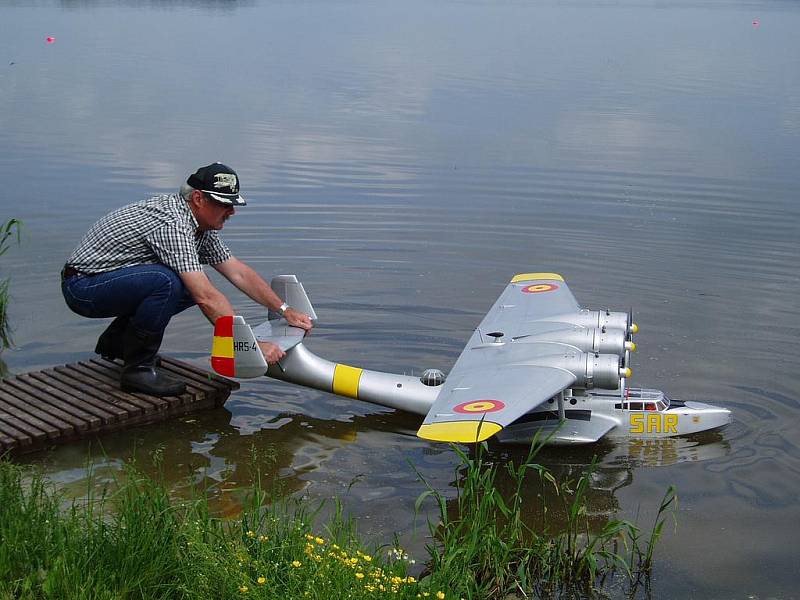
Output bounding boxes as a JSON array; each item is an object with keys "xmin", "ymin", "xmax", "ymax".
[
  {"xmin": 585, "ymin": 352, "xmax": 628, "ymax": 389},
  {"xmin": 543, "ymin": 309, "xmax": 636, "ymax": 334},
  {"xmin": 525, "ymin": 351, "xmax": 629, "ymax": 390},
  {"xmin": 515, "ymin": 326, "xmax": 633, "ymax": 359}
]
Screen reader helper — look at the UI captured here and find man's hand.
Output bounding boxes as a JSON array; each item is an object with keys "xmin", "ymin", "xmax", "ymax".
[
  {"xmin": 258, "ymin": 341, "xmax": 286, "ymax": 365},
  {"xmin": 284, "ymin": 308, "xmax": 313, "ymax": 332}
]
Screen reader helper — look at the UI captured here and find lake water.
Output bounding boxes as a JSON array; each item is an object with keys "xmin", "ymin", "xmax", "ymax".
[{"xmin": 1, "ymin": 0, "xmax": 799, "ymax": 596}]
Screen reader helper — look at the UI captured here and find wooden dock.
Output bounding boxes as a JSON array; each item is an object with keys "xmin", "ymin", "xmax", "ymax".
[{"xmin": 0, "ymin": 357, "xmax": 239, "ymax": 454}]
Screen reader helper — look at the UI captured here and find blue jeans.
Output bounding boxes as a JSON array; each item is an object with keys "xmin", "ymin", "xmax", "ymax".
[{"xmin": 61, "ymin": 264, "xmax": 196, "ymax": 335}]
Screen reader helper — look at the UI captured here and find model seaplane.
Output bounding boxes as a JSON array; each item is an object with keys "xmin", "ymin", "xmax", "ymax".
[{"xmin": 209, "ymin": 273, "xmax": 730, "ymax": 445}]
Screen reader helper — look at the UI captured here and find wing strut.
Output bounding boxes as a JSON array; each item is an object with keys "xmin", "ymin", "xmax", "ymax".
[{"xmin": 558, "ymin": 390, "xmax": 566, "ymax": 421}]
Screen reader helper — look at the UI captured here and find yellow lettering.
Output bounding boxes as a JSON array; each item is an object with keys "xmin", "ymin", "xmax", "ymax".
[
  {"xmin": 630, "ymin": 413, "xmax": 644, "ymax": 434},
  {"xmin": 647, "ymin": 413, "xmax": 661, "ymax": 433},
  {"xmin": 664, "ymin": 414, "xmax": 678, "ymax": 433}
]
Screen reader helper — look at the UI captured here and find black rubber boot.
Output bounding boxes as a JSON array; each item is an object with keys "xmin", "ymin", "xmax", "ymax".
[
  {"xmin": 96, "ymin": 316, "xmax": 161, "ymax": 366},
  {"xmin": 95, "ymin": 316, "xmax": 128, "ymax": 361},
  {"xmin": 120, "ymin": 326, "xmax": 185, "ymax": 397}
]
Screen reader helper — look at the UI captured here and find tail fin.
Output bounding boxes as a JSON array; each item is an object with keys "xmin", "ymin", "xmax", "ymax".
[
  {"xmin": 211, "ymin": 315, "xmax": 268, "ymax": 378},
  {"xmin": 268, "ymin": 275, "xmax": 318, "ymax": 322}
]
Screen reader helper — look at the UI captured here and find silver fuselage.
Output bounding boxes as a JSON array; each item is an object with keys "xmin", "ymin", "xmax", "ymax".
[{"xmin": 267, "ymin": 342, "xmax": 731, "ymax": 445}]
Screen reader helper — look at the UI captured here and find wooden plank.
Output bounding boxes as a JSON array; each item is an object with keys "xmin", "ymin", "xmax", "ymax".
[
  {"xmin": 16, "ymin": 373, "xmax": 117, "ymax": 425},
  {"xmin": 0, "ymin": 355, "xmax": 240, "ymax": 455},
  {"xmin": 159, "ymin": 358, "xmax": 236, "ymax": 407},
  {"xmin": 160, "ymin": 357, "xmax": 237, "ymax": 393},
  {"xmin": 162, "ymin": 356, "xmax": 239, "ymax": 390},
  {"xmin": 0, "ymin": 411, "xmax": 42, "ymax": 444},
  {"xmin": 68, "ymin": 363, "xmax": 170, "ymax": 413},
  {"xmin": 33, "ymin": 370, "xmax": 133, "ymax": 419},
  {"xmin": 1, "ymin": 383, "xmax": 89, "ymax": 432},
  {"xmin": 52, "ymin": 365, "xmax": 150, "ymax": 415},
  {"xmin": 88, "ymin": 359, "xmax": 205, "ymax": 403},
  {"xmin": 3, "ymin": 379, "xmax": 99, "ymax": 430},
  {"xmin": 0, "ymin": 390, "xmax": 65, "ymax": 438},
  {"xmin": 0, "ymin": 427, "xmax": 19, "ymax": 450}
]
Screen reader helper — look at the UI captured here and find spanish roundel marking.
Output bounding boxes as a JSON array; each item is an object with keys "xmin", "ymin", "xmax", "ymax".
[
  {"xmin": 522, "ymin": 283, "xmax": 558, "ymax": 294},
  {"xmin": 454, "ymin": 400, "xmax": 506, "ymax": 414}
]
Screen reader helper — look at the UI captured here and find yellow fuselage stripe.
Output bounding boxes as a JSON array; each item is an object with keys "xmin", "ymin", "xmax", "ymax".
[
  {"xmin": 511, "ymin": 272, "xmax": 564, "ymax": 283},
  {"xmin": 332, "ymin": 364, "xmax": 363, "ymax": 399},
  {"xmin": 212, "ymin": 336, "xmax": 234, "ymax": 359}
]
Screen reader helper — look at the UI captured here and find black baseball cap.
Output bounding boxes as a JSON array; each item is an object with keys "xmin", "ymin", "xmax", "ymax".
[{"xmin": 187, "ymin": 162, "xmax": 246, "ymax": 206}]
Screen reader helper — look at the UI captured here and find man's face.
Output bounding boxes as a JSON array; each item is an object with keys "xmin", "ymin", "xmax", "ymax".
[{"xmin": 193, "ymin": 191, "xmax": 236, "ymax": 230}]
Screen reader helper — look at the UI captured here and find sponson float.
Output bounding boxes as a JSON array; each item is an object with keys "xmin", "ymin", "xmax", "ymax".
[{"xmin": 210, "ymin": 273, "xmax": 731, "ymax": 445}]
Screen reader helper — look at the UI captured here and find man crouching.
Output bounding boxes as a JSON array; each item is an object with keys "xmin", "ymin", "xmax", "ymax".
[{"xmin": 61, "ymin": 162, "xmax": 313, "ymax": 396}]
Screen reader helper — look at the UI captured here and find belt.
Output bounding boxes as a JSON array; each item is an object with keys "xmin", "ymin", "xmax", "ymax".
[{"xmin": 61, "ymin": 264, "xmax": 82, "ymax": 282}]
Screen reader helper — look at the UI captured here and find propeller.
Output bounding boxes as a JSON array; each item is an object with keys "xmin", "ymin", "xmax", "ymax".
[
  {"xmin": 614, "ymin": 308, "xmax": 635, "ymax": 370},
  {"xmin": 619, "ymin": 307, "xmax": 637, "ymax": 396},
  {"xmin": 627, "ymin": 306, "xmax": 639, "ymax": 336}
]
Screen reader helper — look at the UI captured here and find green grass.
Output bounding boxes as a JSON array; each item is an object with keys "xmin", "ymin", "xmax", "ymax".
[{"xmin": 0, "ymin": 441, "xmax": 675, "ymax": 599}]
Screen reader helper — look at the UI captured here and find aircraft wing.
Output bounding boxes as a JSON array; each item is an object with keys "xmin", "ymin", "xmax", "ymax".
[
  {"xmin": 416, "ymin": 365, "xmax": 576, "ymax": 443},
  {"xmin": 476, "ymin": 272, "xmax": 580, "ymax": 336}
]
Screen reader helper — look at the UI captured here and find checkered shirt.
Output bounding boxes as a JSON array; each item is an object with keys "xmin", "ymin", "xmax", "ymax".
[{"xmin": 67, "ymin": 194, "xmax": 232, "ymax": 274}]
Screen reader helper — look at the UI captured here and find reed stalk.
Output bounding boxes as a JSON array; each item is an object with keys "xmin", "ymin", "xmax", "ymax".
[
  {"xmin": 0, "ymin": 218, "xmax": 22, "ymax": 378},
  {"xmin": 414, "ymin": 439, "xmax": 676, "ymax": 598}
]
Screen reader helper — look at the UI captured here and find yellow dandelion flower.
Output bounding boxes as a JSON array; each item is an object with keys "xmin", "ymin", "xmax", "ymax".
[
  {"xmin": 349, "ymin": 557, "xmax": 359, "ymax": 565},
  {"xmin": 355, "ymin": 572, "xmax": 365, "ymax": 579},
  {"xmin": 257, "ymin": 577, "xmax": 266, "ymax": 585},
  {"xmin": 437, "ymin": 592, "xmax": 445, "ymax": 599},
  {"xmin": 258, "ymin": 535, "xmax": 268, "ymax": 542},
  {"xmin": 363, "ymin": 554, "xmax": 372, "ymax": 562},
  {"xmin": 314, "ymin": 536, "xmax": 324, "ymax": 545},
  {"xmin": 406, "ymin": 576, "xmax": 417, "ymax": 583},
  {"xmin": 305, "ymin": 534, "xmax": 315, "ymax": 541},
  {"xmin": 246, "ymin": 530, "xmax": 256, "ymax": 538},
  {"xmin": 292, "ymin": 560, "xmax": 302, "ymax": 568},
  {"xmin": 239, "ymin": 585, "xmax": 249, "ymax": 594}
]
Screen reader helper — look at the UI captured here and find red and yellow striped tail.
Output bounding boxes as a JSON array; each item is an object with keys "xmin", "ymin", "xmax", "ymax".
[{"xmin": 211, "ymin": 315, "xmax": 236, "ymax": 377}]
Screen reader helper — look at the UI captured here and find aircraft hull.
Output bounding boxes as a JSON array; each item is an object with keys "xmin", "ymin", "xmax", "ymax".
[{"xmin": 267, "ymin": 342, "xmax": 730, "ymax": 445}]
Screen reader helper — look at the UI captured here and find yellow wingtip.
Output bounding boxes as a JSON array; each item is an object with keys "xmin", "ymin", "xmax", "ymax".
[
  {"xmin": 511, "ymin": 272, "xmax": 564, "ymax": 283},
  {"xmin": 417, "ymin": 421, "xmax": 503, "ymax": 443}
]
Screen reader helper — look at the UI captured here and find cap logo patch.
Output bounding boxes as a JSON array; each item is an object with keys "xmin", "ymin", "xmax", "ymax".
[{"xmin": 213, "ymin": 173, "xmax": 238, "ymax": 192}]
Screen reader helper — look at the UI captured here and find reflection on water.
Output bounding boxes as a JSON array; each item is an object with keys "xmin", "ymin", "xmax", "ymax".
[{"xmin": 2, "ymin": 0, "xmax": 800, "ymax": 595}]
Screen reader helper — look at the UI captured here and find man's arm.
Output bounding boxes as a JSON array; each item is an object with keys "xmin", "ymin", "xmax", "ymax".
[
  {"xmin": 212, "ymin": 257, "xmax": 313, "ymax": 331},
  {"xmin": 179, "ymin": 270, "xmax": 234, "ymax": 324},
  {"xmin": 179, "ymin": 269, "xmax": 286, "ymax": 364}
]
